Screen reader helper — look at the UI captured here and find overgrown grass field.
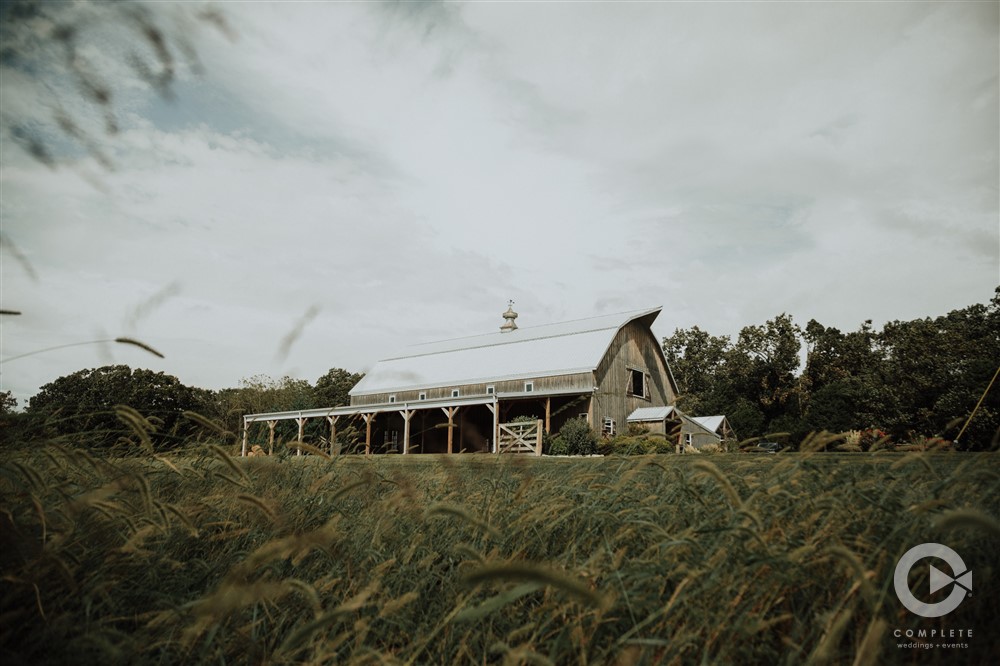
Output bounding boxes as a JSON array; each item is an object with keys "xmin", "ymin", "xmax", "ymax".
[{"xmin": 1, "ymin": 447, "xmax": 997, "ymax": 664}]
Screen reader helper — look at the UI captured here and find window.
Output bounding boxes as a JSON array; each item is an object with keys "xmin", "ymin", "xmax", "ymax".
[
  {"xmin": 524, "ymin": 381, "xmax": 534, "ymax": 393},
  {"xmin": 627, "ymin": 368, "xmax": 648, "ymax": 399},
  {"xmin": 486, "ymin": 385, "xmax": 495, "ymax": 395},
  {"xmin": 418, "ymin": 392, "xmax": 426, "ymax": 401},
  {"xmin": 384, "ymin": 430, "xmax": 399, "ymax": 451},
  {"xmin": 452, "ymin": 389, "xmax": 460, "ymax": 398},
  {"xmin": 602, "ymin": 417, "xmax": 616, "ymax": 437},
  {"xmin": 388, "ymin": 395, "xmax": 396, "ymax": 403}
]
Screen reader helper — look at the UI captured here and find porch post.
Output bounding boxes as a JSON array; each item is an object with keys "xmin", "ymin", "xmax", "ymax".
[
  {"xmin": 327, "ymin": 415, "xmax": 339, "ymax": 456},
  {"xmin": 545, "ymin": 397, "xmax": 551, "ymax": 434},
  {"xmin": 296, "ymin": 417, "xmax": 306, "ymax": 456},
  {"xmin": 400, "ymin": 408, "xmax": 414, "ymax": 454},
  {"xmin": 363, "ymin": 413, "xmax": 374, "ymax": 455},
  {"xmin": 441, "ymin": 406, "xmax": 458, "ymax": 454},
  {"xmin": 267, "ymin": 420, "xmax": 277, "ymax": 455},
  {"xmin": 488, "ymin": 398, "xmax": 499, "ymax": 454},
  {"xmin": 241, "ymin": 417, "xmax": 248, "ymax": 457}
]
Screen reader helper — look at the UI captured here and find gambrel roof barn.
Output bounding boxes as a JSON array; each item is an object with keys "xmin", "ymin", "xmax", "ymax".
[{"xmin": 242, "ymin": 306, "xmax": 680, "ymax": 455}]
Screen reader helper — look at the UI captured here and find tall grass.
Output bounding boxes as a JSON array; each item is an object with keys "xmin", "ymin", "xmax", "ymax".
[{"xmin": 1, "ymin": 447, "xmax": 996, "ymax": 664}]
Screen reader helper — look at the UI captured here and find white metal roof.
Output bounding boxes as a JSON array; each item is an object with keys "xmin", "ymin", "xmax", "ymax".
[
  {"xmin": 690, "ymin": 415, "xmax": 726, "ymax": 433},
  {"xmin": 627, "ymin": 406, "xmax": 678, "ymax": 422},
  {"xmin": 351, "ymin": 307, "xmax": 662, "ymax": 396}
]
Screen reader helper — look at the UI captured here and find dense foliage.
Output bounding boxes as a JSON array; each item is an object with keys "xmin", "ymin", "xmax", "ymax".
[
  {"xmin": 1, "ymin": 448, "xmax": 996, "ymax": 664},
  {"xmin": 663, "ymin": 290, "xmax": 1000, "ymax": 449},
  {"xmin": 18, "ymin": 367, "xmax": 364, "ymax": 453},
  {"xmin": 24, "ymin": 365, "xmax": 212, "ymax": 450}
]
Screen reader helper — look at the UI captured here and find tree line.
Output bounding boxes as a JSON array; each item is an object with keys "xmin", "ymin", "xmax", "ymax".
[
  {"xmin": 1, "ymin": 367, "xmax": 363, "ymax": 452},
  {"xmin": 662, "ymin": 288, "xmax": 999, "ymax": 450},
  {"xmin": 3, "ymin": 290, "xmax": 997, "ymax": 452}
]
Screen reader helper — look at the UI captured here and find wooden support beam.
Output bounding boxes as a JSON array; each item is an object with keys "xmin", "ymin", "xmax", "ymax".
[
  {"xmin": 296, "ymin": 417, "xmax": 306, "ymax": 456},
  {"xmin": 363, "ymin": 413, "xmax": 374, "ymax": 456},
  {"xmin": 545, "ymin": 397, "xmax": 551, "ymax": 434},
  {"xmin": 487, "ymin": 400, "xmax": 498, "ymax": 454},
  {"xmin": 441, "ymin": 406, "xmax": 458, "ymax": 454},
  {"xmin": 241, "ymin": 418, "xmax": 248, "ymax": 457},
  {"xmin": 400, "ymin": 409, "xmax": 414, "ymax": 454},
  {"xmin": 535, "ymin": 418, "xmax": 544, "ymax": 456},
  {"xmin": 267, "ymin": 420, "xmax": 277, "ymax": 456},
  {"xmin": 327, "ymin": 415, "xmax": 339, "ymax": 456}
]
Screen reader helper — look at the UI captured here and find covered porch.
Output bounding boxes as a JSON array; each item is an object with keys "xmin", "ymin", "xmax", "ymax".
[{"xmin": 241, "ymin": 388, "xmax": 594, "ymax": 456}]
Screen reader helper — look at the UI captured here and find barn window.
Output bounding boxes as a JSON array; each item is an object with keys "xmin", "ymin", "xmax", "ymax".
[
  {"xmin": 524, "ymin": 382, "xmax": 534, "ymax": 393},
  {"xmin": 627, "ymin": 368, "xmax": 648, "ymax": 399},
  {"xmin": 418, "ymin": 392, "xmax": 427, "ymax": 401},
  {"xmin": 452, "ymin": 389, "xmax": 460, "ymax": 398},
  {"xmin": 388, "ymin": 395, "xmax": 396, "ymax": 403},
  {"xmin": 602, "ymin": 417, "xmax": 616, "ymax": 437},
  {"xmin": 487, "ymin": 385, "xmax": 495, "ymax": 395}
]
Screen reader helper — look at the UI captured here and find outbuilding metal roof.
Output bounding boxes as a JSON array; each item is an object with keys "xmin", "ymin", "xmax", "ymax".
[
  {"xmin": 350, "ymin": 307, "xmax": 663, "ymax": 396},
  {"xmin": 627, "ymin": 406, "xmax": 679, "ymax": 422},
  {"xmin": 690, "ymin": 415, "xmax": 726, "ymax": 433}
]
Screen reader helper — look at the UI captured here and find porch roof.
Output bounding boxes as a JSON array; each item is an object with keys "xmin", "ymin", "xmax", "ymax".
[{"xmin": 242, "ymin": 387, "xmax": 596, "ymax": 425}]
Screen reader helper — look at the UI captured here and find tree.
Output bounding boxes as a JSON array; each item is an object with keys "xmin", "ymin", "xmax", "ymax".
[
  {"xmin": 662, "ymin": 326, "xmax": 732, "ymax": 415},
  {"xmin": 727, "ymin": 314, "xmax": 803, "ymax": 436},
  {"xmin": 879, "ymin": 289, "xmax": 1000, "ymax": 449},
  {"xmin": 0, "ymin": 391, "xmax": 17, "ymax": 415},
  {"xmin": 26, "ymin": 365, "xmax": 210, "ymax": 450},
  {"xmin": 314, "ymin": 368, "xmax": 364, "ymax": 407}
]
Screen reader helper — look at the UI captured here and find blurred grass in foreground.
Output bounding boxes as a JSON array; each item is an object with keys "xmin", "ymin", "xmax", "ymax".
[{"xmin": 1, "ymin": 449, "xmax": 997, "ymax": 664}]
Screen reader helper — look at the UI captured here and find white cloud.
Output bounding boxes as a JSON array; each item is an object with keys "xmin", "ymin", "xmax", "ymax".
[{"xmin": 1, "ymin": 0, "xmax": 996, "ymax": 405}]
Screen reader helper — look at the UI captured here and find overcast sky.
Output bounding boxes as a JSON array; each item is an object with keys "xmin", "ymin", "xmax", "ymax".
[{"xmin": 1, "ymin": 1, "xmax": 997, "ymax": 406}]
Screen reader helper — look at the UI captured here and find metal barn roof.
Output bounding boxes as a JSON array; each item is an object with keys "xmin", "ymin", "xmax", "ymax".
[
  {"xmin": 627, "ymin": 406, "xmax": 679, "ymax": 422},
  {"xmin": 350, "ymin": 307, "xmax": 662, "ymax": 396},
  {"xmin": 690, "ymin": 415, "xmax": 726, "ymax": 433}
]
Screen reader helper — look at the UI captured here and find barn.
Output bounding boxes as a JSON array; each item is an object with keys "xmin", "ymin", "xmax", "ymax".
[{"xmin": 241, "ymin": 305, "xmax": 681, "ymax": 455}]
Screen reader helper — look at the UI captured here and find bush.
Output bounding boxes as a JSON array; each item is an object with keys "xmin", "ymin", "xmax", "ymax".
[
  {"xmin": 548, "ymin": 437, "xmax": 570, "ymax": 456},
  {"xmin": 554, "ymin": 418, "xmax": 598, "ymax": 456},
  {"xmin": 604, "ymin": 433, "xmax": 675, "ymax": 456}
]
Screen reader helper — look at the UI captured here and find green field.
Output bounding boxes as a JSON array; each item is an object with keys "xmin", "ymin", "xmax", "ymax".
[{"xmin": 1, "ymin": 448, "xmax": 997, "ymax": 664}]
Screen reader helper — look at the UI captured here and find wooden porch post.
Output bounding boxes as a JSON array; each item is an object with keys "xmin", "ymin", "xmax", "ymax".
[
  {"xmin": 400, "ymin": 409, "xmax": 414, "ymax": 454},
  {"xmin": 441, "ymin": 406, "xmax": 458, "ymax": 454},
  {"xmin": 296, "ymin": 417, "xmax": 306, "ymax": 456},
  {"xmin": 545, "ymin": 397, "xmax": 551, "ymax": 434},
  {"xmin": 363, "ymin": 413, "xmax": 374, "ymax": 455},
  {"xmin": 241, "ymin": 417, "xmax": 248, "ymax": 457},
  {"xmin": 327, "ymin": 415, "xmax": 339, "ymax": 456},
  {"xmin": 267, "ymin": 420, "xmax": 277, "ymax": 455},
  {"xmin": 487, "ymin": 399, "xmax": 498, "ymax": 454},
  {"xmin": 535, "ymin": 418, "xmax": 544, "ymax": 456}
]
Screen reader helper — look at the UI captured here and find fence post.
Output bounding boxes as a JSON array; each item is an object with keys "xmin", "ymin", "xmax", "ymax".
[{"xmin": 535, "ymin": 419, "xmax": 543, "ymax": 456}]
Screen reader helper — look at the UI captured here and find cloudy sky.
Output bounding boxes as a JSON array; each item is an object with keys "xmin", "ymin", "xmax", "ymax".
[{"xmin": 1, "ymin": 1, "xmax": 997, "ymax": 406}]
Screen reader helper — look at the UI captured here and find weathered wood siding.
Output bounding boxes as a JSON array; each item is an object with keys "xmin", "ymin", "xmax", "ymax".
[
  {"xmin": 350, "ymin": 372, "xmax": 594, "ymax": 407},
  {"xmin": 592, "ymin": 319, "xmax": 677, "ymax": 435},
  {"xmin": 680, "ymin": 419, "xmax": 722, "ymax": 450}
]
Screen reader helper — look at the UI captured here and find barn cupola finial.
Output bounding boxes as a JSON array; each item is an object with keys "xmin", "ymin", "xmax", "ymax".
[{"xmin": 500, "ymin": 300, "xmax": 518, "ymax": 333}]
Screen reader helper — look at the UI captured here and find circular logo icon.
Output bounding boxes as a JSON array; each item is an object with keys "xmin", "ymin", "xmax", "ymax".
[{"xmin": 894, "ymin": 543, "xmax": 972, "ymax": 618}]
